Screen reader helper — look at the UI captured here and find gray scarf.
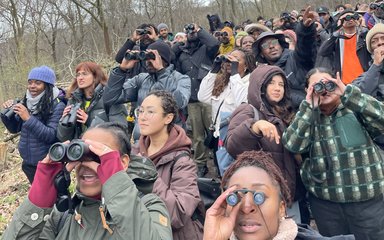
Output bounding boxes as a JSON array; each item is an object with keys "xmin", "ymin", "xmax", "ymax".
[{"xmin": 26, "ymin": 86, "xmax": 60, "ymax": 114}]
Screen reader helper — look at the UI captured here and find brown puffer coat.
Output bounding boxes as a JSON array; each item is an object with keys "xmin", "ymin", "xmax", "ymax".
[
  {"xmin": 133, "ymin": 125, "xmax": 203, "ymax": 240},
  {"xmin": 226, "ymin": 65, "xmax": 301, "ymax": 203}
]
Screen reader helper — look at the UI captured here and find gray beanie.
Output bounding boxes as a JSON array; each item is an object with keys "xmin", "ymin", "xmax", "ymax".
[
  {"xmin": 157, "ymin": 23, "xmax": 168, "ymax": 31},
  {"xmin": 28, "ymin": 65, "xmax": 56, "ymax": 85}
]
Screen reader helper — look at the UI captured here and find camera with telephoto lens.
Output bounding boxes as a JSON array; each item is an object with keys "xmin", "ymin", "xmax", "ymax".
[
  {"xmin": 226, "ymin": 189, "xmax": 265, "ymax": 206},
  {"xmin": 60, "ymin": 102, "xmax": 81, "ymax": 127},
  {"xmin": 0, "ymin": 99, "xmax": 21, "ymax": 119},
  {"xmin": 184, "ymin": 24, "xmax": 195, "ymax": 34},
  {"xmin": 124, "ymin": 51, "xmax": 156, "ymax": 61},
  {"xmin": 49, "ymin": 139, "xmax": 99, "ymax": 163},
  {"xmin": 313, "ymin": 79, "xmax": 336, "ymax": 94},
  {"xmin": 214, "ymin": 55, "xmax": 229, "ymax": 63},
  {"xmin": 136, "ymin": 28, "xmax": 150, "ymax": 36}
]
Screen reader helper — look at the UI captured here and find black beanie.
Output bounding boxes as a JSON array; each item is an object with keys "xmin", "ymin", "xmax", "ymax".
[{"xmin": 147, "ymin": 41, "xmax": 171, "ymax": 65}]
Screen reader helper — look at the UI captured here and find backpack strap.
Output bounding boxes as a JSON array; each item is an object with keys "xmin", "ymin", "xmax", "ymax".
[
  {"xmin": 170, "ymin": 152, "xmax": 191, "ymax": 176},
  {"xmin": 56, "ymin": 210, "xmax": 70, "ymax": 235}
]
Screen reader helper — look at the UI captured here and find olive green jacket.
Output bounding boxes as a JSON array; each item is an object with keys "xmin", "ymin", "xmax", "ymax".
[{"xmin": 3, "ymin": 164, "xmax": 172, "ymax": 239}]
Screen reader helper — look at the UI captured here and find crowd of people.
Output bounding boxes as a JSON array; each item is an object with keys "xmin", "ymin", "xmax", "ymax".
[{"xmin": 2, "ymin": 1, "xmax": 384, "ymax": 239}]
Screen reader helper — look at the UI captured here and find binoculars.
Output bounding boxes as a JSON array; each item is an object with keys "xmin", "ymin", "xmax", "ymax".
[
  {"xmin": 184, "ymin": 24, "xmax": 195, "ymax": 34},
  {"xmin": 226, "ymin": 189, "xmax": 265, "ymax": 206},
  {"xmin": 60, "ymin": 103, "xmax": 81, "ymax": 127},
  {"xmin": 49, "ymin": 139, "xmax": 99, "ymax": 163},
  {"xmin": 136, "ymin": 28, "xmax": 151, "ymax": 35},
  {"xmin": 214, "ymin": 31, "xmax": 229, "ymax": 37},
  {"xmin": 313, "ymin": 80, "xmax": 336, "ymax": 94},
  {"xmin": 0, "ymin": 99, "xmax": 20, "ymax": 119},
  {"xmin": 124, "ymin": 51, "xmax": 155, "ymax": 61},
  {"xmin": 214, "ymin": 55, "xmax": 230, "ymax": 63}
]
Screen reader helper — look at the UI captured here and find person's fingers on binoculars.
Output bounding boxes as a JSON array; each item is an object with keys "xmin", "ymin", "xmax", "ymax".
[
  {"xmin": 209, "ymin": 185, "xmax": 237, "ymax": 213},
  {"xmin": 41, "ymin": 154, "xmax": 52, "ymax": 164},
  {"xmin": 84, "ymin": 139, "xmax": 112, "ymax": 156},
  {"xmin": 66, "ymin": 161, "xmax": 81, "ymax": 172}
]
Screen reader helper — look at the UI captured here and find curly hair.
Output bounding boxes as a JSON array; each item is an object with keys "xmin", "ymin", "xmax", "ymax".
[
  {"xmin": 221, "ymin": 150, "xmax": 292, "ymax": 206},
  {"xmin": 212, "ymin": 49, "xmax": 256, "ymax": 97},
  {"xmin": 147, "ymin": 90, "xmax": 178, "ymax": 132},
  {"xmin": 66, "ymin": 62, "xmax": 107, "ymax": 98}
]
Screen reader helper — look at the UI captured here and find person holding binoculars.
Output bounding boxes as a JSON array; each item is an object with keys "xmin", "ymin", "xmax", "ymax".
[
  {"xmin": 115, "ymin": 23, "xmax": 159, "ymax": 78},
  {"xmin": 218, "ymin": 27, "xmax": 235, "ymax": 55},
  {"xmin": 203, "ymin": 150, "xmax": 354, "ymax": 240},
  {"xmin": 0, "ymin": 66, "xmax": 65, "ymax": 184},
  {"xmin": 283, "ymin": 67, "xmax": 384, "ymax": 239},
  {"xmin": 198, "ymin": 49, "xmax": 256, "ymax": 175},
  {"xmin": 3, "ymin": 122, "xmax": 173, "ymax": 239},
  {"xmin": 57, "ymin": 61, "xmax": 127, "ymax": 142},
  {"xmin": 103, "ymin": 40, "xmax": 191, "ymax": 141}
]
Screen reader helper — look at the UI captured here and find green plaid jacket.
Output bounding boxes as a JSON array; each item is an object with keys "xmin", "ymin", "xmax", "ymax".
[{"xmin": 283, "ymin": 85, "xmax": 384, "ymax": 202}]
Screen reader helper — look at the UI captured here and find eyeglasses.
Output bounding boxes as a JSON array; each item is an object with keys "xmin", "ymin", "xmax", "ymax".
[
  {"xmin": 76, "ymin": 72, "xmax": 91, "ymax": 78},
  {"xmin": 134, "ymin": 108, "xmax": 163, "ymax": 119},
  {"xmin": 260, "ymin": 39, "xmax": 279, "ymax": 50}
]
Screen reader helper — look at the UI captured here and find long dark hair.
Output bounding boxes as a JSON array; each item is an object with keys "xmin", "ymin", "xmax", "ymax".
[
  {"xmin": 212, "ymin": 49, "xmax": 256, "ymax": 97},
  {"xmin": 261, "ymin": 72, "xmax": 294, "ymax": 125},
  {"xmin": 22, "ymin": 82, "xmax": 55, "ymax": 123}
]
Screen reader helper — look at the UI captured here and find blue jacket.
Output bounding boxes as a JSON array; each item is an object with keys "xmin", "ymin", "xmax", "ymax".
[{"xmin": 1, "ymin": 99, "xmax": 65, "ymax": 166}]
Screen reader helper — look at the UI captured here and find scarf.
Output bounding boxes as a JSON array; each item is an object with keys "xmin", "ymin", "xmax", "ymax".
[
  {"xmin": 229, "ymin": 218, "xmax": 298, "ymax": 240},
  {"xmin": 26, "ymin": 86, "xmax": 60, "ymax": 114}
]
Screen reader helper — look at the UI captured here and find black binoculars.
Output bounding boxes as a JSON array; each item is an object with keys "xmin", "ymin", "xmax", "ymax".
[
  {"xmin": 214, "ymin": 31, "xmax": 229, "ymax": 37},
  {"xmin": 49, "ymin": 139, "xmax": 99, "ymax": 163},
  {"xmin": 0, "ymin": 99, "xmax": 20, "ymax": 119},
  {"xmin": 60, "ymin": 103, "xmax": 81, "ymax": 127},
  {"xmin": 124, "ymin": 51, "xmax": 155, "ymax": 61},
  {"xmin": 214, "ymin": 55, "xmax": 230, "ymax": 63},
  {"xmin": 313, "ymin": 80, "xmax": 336, "ymax": 94},
  {"xmin": 341, "ymin": 13, "xmax": 360, "ymax": 22},
  {"xmin": 184, "ymin": 24, "xmax": 195, "ymax": 34},
  {"xmin": 226, "ymin": 189, "xmax": 265, "ymax": 206},
  {"xmin": 136, "ymin": 28, "xmax": 151, "ymax": 35}
]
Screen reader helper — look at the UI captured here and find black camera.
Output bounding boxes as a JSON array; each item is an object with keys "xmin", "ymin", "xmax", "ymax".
[
  {"xmin": 313, "ymin": 80, "xmax": 336, "ymax": 94},
  {"xmin": 1, "ymin": 99, "xmax": 21, "ymax": 119},
  {"xmin": 136, "ymin": 28, "xmax": 150, "ymax": 35},
  {"xmin": 124, "ymin": 51, "xmax": 155, "ymax": 61},
  {"xmin": 226, "ymin": 189, "xmax": 265, "ymax": 206},
  {"xmin": 49, "ymin": 139, "xmax": 99, "ymax": 163},
  {"xmin": 184, "ymin": 24, "xmax": 195, "ymax": 34},
  {"xmin": 214, "ymin": 55, "xmax": 229, "ymax": 63},
  {"xmin": 60, "ymin": 103, "xmax": 81, "ymax": 127}
]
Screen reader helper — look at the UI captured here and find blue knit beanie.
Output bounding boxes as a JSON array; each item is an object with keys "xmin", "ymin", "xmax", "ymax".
[{"xmin": 28, "ymin": 65, "xmax": 56, "ymax": 85}]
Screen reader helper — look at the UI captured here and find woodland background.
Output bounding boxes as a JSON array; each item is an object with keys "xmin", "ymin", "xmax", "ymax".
[{"xmin": 0, "ymin": 0, "xmax": 362, "ymax": 103}]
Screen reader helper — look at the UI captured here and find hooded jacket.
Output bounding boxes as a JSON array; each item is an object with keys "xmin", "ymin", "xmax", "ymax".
[
  {"xmin": 133, "ymin": 125, "xmax": 204, "ymax": 240},
  {"xmin": 252, "ymin": 22, "xmax": 317, "ymax": 109},
  {"xmin": 57, "ymin": 84, "xmax": 128, "ymax": 141},
  {"xmin": 226, "ymin": 65, "xmax": 299, "ymax": 202},
  {"xmin": 3, "ymin": 154, "xmax": 173, "ymax": 240}
]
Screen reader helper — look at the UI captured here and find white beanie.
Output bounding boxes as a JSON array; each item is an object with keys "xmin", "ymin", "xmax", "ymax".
[{"xmin": 366, "ymin": 23, "xmax": 384, "ymax": 54}]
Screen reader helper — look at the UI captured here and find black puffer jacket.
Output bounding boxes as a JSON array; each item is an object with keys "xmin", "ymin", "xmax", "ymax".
[
  {"xmin": 172, "ymin": 28, "xmax": 219, "ymax": 102},
  {"xmin": 57, "ymin": 84, "xmax": 128, "ymax": 141}
]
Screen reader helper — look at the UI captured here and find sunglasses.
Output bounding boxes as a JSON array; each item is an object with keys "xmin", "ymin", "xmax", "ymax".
[
  {"xmin": 260, "ymin": 39, "xmax": 279, "ymax": 50},
  {"xmin": 341, "ymin": 13, "xmax": 360, "ymax": 21}
]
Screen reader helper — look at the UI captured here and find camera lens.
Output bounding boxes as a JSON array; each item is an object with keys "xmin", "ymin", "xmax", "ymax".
[
  {"xmin": 49, "ymin": 143, "xmax": 67, "ymax": 162},
  {"xmin": 67, "ymin": 142, "xmax": 85, "ymax": 162},
  {"xmin": 226, "ymin": 192, "xmax": 239, "ymax": 206},
  {"xmin": 253, "ymin": 192, "xmax": 265, "ymax": 205}
]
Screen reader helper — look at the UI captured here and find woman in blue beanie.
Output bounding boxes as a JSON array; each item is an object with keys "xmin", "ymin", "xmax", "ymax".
[{"xmin": 1, "ymin": 65, "xmax": 65, "ymax": 183}]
